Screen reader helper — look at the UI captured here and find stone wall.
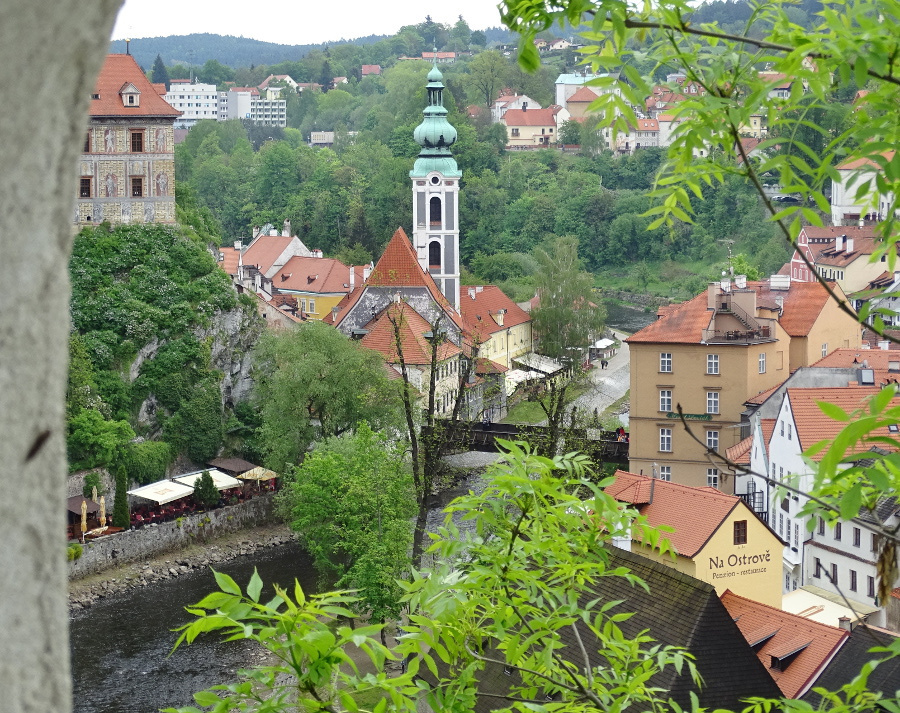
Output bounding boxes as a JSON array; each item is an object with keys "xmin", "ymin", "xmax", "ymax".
[{"xmin": 68, "ymin": 493, "xmax": 277, "ymax": 579}]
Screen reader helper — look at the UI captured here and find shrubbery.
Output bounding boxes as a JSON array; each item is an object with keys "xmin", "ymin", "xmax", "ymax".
[{"xmin": 122, "ymin": 441, "xmax": 173, "ymax": 485}]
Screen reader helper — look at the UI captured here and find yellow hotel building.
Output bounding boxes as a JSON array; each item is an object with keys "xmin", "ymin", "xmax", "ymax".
[{"xmin": 606, "ymin": 470, "xmax": 785, "ymax": 607}]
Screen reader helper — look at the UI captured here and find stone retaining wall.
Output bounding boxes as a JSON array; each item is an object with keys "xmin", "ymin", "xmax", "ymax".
[{"xmin": 68, "ymin": 494, "xmax": 277, "ymax": 579}]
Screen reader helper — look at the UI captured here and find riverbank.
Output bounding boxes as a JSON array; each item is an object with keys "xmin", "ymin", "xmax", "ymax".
[{"xmin": 68, "ymin": 522, "xmax": 295, "ymax": 611}]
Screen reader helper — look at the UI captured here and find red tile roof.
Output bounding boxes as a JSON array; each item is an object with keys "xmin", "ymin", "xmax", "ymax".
[
  {"xmin": 459, "ymin": 285, "xmax": 530, "ymax": 342},
  {"xmin": 218, "ymin": 246, "xmax": 240, "ymax": 276},
  {"xmin": 626, "ymin": 292, "xmax": 711, "ymax": 344},
  {"xmin": 361, "ymin": 65, "xmax": 381, "ymax": 75},
  {"xmin": 272, "ymin": 256, "xmax": 355, "ymax": 294},
  {"xmin": 786, "ymin": 386, "xmax": 900, "ymax": 456},
  {"xmin": 606, "ymin": 470, "xmax": 742, "ymax": 557},
  {"xmin": 331, "ymin": 228, "xmax": 466, "ymax": 334},
  {"xmin": 90, "ymin": 55, "xmax": 181, "ymax": 118},
  {"xmin": 241, "ymin": 235, "xmax": 293, "ymax": 275},
  {"xmin": 360, "ymin": 302, "xmax": 461, "ymax": 365},
  {"xmin": 757, "ymin": 281, "xmax": 833, "ymax": 337},
  {"xmin": 502, "ymin": 106, "xmax": 561, "ymax": 127},
  {"xmin": 760, "ymin": 419, "xmax": 776, "ymax": 458},
  {"xmin": 813, "ymin": 347, "xmax": 900, "ymax": 370},
  {"xmin": 635, "ymin": 118, "xmax": 659, "ymax": 130},
  {"xmin": 567, "ymin": 86, "xmax": 599, "ymax": 103},
  {"xmin": 745, "ymin": 380, "xmax": 786, "ymax": 406},
  {"xmin": 725, "ymin": 435, "xmax": 752, "ymax": 465},
  {"xmin": 720, "ymin": 590, "xmax": 848, "ymax": 698},
  {"xmin": 837, "ymin": 150, "xmax": 896, "ymax": 171}
]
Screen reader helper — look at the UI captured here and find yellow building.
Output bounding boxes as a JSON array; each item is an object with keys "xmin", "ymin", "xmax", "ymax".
[
  {"xmin": 270, "ymin": 256, "xmax": 363, "ymax": 321},
  {"xmin": 627, "ymin": 276, "xmax": 861, "ymax": 490},
  {"xmin": 501, "ymin": 105, "xmax": 562, "ymax": 148},
  {"xmin": 607, "ymin": 470, "xmax": 784, "ymax": 607},
  {"xmin": 76, "ymin": 54, "xmax": 180, "ymax": 225}
]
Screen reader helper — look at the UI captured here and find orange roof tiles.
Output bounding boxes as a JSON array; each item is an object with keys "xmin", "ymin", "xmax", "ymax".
[
  {"xmin": 218, "ymin": 246, "xmax": 240, "ymax": 276},
  {"xmin": 459, "ymin": 285, "xmax": 530, "ymax": 342},
  {"xmin": 725, "ymin": 435, "xmax": 752, "ymax": 465},
  {"xmin": 720, "ymin": 590, "xmax": 848, "ymax": 698},
  {"xmin": 241, "ymin": 235, "xmax": 293, "ymax": 275},
  {"xmin": 756, "ymin": 281, "xmax": 832, "ymax": 337},
  {"xmin": 606, "ymin": 470, "xmax": 741, "ymax": 557},
  {"xmin": 90, "ymin": 55, "xmax": 181, "ymax": 118},
  {"xmin": 837, "ymin": 150, "xmax": 896, "ymax": 171},
  {"xmin": 567, "ymin": 86, "xmax": 600, "ymax": 103},
  {"xmin": 760, "ymin": 419, "xmax": 776, "ymax": 458},
  {"xmin": 502, "ymin": 106, "xmax": 561, "ymax": 127},
  {"xmin": 272, "ymin": 256, "xmax": 355, "ymax": 294},
  {"xmin": 813, "ymin": 347, "xmax": 900, "ymax": 371},
  {"xmin": 635, "ymin": 118, "xmax": 659, "ymax": 130},
  {"xmin": 626, "ymin": 292, "xmax": 711, "ymax": 344},
  {"xmin": 360, "ymin": 302, "xmax": 461, "ymax": 365},
  {"xmin": 746, "ymin": 381, "xmax": 786, "ymax": 406},
  {"xmin": 786, "ymin": 386, "xmax": 900, "ymax": 456}
]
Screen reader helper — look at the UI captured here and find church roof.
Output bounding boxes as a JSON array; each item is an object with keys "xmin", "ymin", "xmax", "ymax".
[{"xmin": 360, "ymin": 302, "xmax": 461, "ymax": 365}]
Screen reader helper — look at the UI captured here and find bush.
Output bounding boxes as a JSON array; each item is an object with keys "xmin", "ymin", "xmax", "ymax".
[
  {"xmin": 82, "ymin": 472, "xmax": 103, "ymax": 499},
  {"xmin": 122, "ymin": 440, "xmax": 172, "ymax": 485},
  {"xmin": 112, "ymin": 462, "xmax": 130, "ymax": 529},
  {"xmin": 194, "ymin": 470, "xmax": 220, "ymax": 509},
  {"xmin": 67, "ymin": 543, "xmax": 83, "ymax": 561}
]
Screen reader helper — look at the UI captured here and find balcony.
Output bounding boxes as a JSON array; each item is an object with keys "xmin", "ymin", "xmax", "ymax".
[{"xmin": 702, "ymin": 323, "xmax": 775, "ymax": 344}]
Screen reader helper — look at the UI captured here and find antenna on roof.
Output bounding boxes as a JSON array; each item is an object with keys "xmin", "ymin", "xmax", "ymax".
[{"xmin": 125, "ymin": 39, "xmax": 131, "ymax": 56}]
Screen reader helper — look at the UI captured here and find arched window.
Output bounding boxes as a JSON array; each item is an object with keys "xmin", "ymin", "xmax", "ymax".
[
  {"xmin": 429, "ymin": 196, "xmax": 441, "ymax": 225},
  {"xmin": 429, "ymin": 241, "xmax": 441, "ymax": 269}
]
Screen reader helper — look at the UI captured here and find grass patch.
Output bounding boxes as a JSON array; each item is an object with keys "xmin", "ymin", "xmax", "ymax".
[{"xmin": 502, "ymin": 377, "xmax": 594, "ymax": 425}]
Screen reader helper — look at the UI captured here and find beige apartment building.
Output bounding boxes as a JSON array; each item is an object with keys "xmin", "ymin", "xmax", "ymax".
[{"xmin": 627, "ymin": 275, "xmax": 861, "ymax": 490}]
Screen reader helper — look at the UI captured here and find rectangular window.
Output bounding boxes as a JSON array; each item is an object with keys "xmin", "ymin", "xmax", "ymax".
[
  {"xmin": 308, "ymin": 299, "xmax": 316, "ymax": 314},
  {"xmin": 758, "ymin": 352, "xmax": 766, "ymax": 374},
  {"xmin": 873, "ymin": 533, "xmax": 881, "ymax": 553},
  {"xmin": 834, "ymin": 522, "xmax": 842, "ymax": 541},
  {"xmin": 853, "ymin": 527, "xmax": 861, "ymax": 547},
  {"xmin": 659, "ymin": 465, "xmax": 671, "ymax": 481},
  {"xmin": 511, "ymin": 128, "xmax": 520, "ymax": 137},
  {"xmin": 779, "ymin": 513, "xmax": 784, "ymax": 536},
  {"xmin": 659, "ymin": 390, "xmax": 672, "ymax": 412},
  {"xmin": 131, "ymin": 178, "xmax": 143, "ymax": 197},
  {"xmin": 822, "ymin": 342, "xmax": 828, "ymax": 357},
  {"xmin": 831, "ymin": 563, "xmax": 838, "ymax": 585},
  {"xmin": 734, "ymin": 520, "xmax": 747, "ymax": 545},
  {"xmin": 660, "ymin": 428, "xmax": 672, "ymax": 452},
  {"xmin": 818, "ymin": 517, "xmax": 825, "ymax": 535},
  {"xmin": 787, "ymin": 423, "xmax": 792, "ymax": 440},
  {"xmin": 780, "ymin": 420, "xmax": 785, "ymax": 437},
  {"xmin": 707, "ymin": 468, "xmax": 719, "ymax": 489},
  {"xmin": 814, "ymin": 557, "xmax": 821, "ymax": 578},
  {"xmin": 660, "ymin": 352, "xmax": 672, "ymax": 372},
  {"xmin": 850, "ymin": 570, "xmax": 857, "ymax": 591},
  {"xmin": 868, "ymin": 576, "xmax": 876, "ymax": 597},
  {"xmin": 794, "ymin": 523, "xmax": 799, "ymax": 547},
  {"xmin": 130, "ymin": 131, "xmax": 144, "ymax": 152},
  {"xmin": 83, "ymin": 132, "xmax": 91, "ymax": 152},
  {"xmin": 707, "ymin": 392, "xmax": 719, "ymax": 414},
  {"xmin": 79, "ymin": 177, "xmax": 91, "ymax": 198},
  {"xmin": 706, "ymin": 430, "xmax": 719, "ymax": 451},
  {"xmin": 707, "ymin": 354, "xmax": 719, "ymax": 374}
]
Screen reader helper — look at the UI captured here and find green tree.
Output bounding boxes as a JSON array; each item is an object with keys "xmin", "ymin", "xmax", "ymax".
[
  {"xmin": 112, "ymin": 460, "xmax": 130, "ymax": 529},
  {"xmin": 559, "ymin": 118, "xmax": 582, "ymax": 145},
  {"xmin": 66, "ymin": 409, "xmax": 135, "ymax": 471},
  {"xmin": 465, "ymin": 49, "xmax": 510, "ymax": 107},
  {"xmin": 530, "ymin": 236, "xmax": 607, "ymax": 455},
  {"xmin": 253, "ymin": 321, "xmax": 402, "ymax": 471},
  {"xmin": 197, "ymin": 59, "xmax": 234, "ymax": 87},
  {"xmin": 193, "ymin": 470, "xmax": 219, "ymax": 509},
  {"xmin": 276, "ymin": 423, "xmax": 414, "ymax": 630},
  {"xmin": 151, "ymin": 53, "xmax": 170, "ymax": 91},
  {"xmin": 166, "ymin": 444, "xmax": 707, "ymax": 713}
]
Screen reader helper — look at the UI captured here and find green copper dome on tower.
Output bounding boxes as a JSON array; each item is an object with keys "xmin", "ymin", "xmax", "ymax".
[{"xmin": 410, "ymin": 56, "xmax": 461, "ymax": 177}]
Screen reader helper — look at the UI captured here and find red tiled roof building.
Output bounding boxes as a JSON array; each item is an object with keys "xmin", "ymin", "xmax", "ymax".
[{"xmin": 76, "ymin": 54, "xmax": 180, "ymax": 225}]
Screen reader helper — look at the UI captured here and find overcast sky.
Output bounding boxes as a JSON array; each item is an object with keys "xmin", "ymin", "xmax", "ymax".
[{"xmin": 112, "ymin": 0, "xmax": 506, "ymax": 46}]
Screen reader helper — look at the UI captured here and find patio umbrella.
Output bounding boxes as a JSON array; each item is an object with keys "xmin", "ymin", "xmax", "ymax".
[
  {"xmin": 91, "ymin": 485, "xmax": 98, "ymax": 503},
  {"xmin": 80, "ymin": 500, "xmax": 87, "ymax": 541},
  {"xmin": 99, "ymin": 496, "xmax": 106, "ymax": 527}
]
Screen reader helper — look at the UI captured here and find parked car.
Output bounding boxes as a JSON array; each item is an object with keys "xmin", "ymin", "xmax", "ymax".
[{"xmin": 772, "ymin": 194, "xmax": 802, "ymax": 204}]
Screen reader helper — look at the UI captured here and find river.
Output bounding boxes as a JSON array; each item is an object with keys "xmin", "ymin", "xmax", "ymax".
[
  {"xmin": 70, "ymin": 542, "xmax": 317, "ymax": 713},
  {"xmin": 603, "ymin": 300, "xmax": 656, "ymax": 334}
]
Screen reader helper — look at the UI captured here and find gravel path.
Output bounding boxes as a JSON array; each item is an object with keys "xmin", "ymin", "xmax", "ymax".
[{"xmin": 570, "ymin": 330, "xmax": 631, "ymax": 425}]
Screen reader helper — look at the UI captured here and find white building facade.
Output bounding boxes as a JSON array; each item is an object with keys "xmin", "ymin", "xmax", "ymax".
[{"xmin": 164, "ymin": 81, "xmax": 219, "ymax": 128}]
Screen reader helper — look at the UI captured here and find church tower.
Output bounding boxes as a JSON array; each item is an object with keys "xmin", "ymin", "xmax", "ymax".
[{"xmin": 411, "ymin": 59, "xmax": 461, "ymax": 312}]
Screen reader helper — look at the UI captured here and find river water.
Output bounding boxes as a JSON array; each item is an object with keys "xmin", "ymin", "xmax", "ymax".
[
  {"xmin": 603, "ymin": 300, "xmax": 656, "ymax": 334},
  {"xmin": 70, "ymin": 543, "xmax": 317, "ymax": 713},
  {"xmin": 71, "ymin": 467, "xmax": 489, "ymax": 713}
]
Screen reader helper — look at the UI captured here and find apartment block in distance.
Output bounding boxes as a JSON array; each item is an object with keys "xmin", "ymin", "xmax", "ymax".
[{"xmin": 626, "ymin": 274, "xmax": 861, "ymax": 490}]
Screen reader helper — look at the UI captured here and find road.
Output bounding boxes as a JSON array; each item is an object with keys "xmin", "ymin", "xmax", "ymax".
[{"xmin": 570, "ymin": 330, "xmax": 631, "ymax": 426}]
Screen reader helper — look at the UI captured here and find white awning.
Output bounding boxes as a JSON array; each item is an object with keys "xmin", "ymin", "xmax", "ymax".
[
  {"xmin": 174, "ymin": 469, "xmax": 242, "ymax": 491},
  {"xmin": 783, "ymin": 585, "xmax": 878, "ymax": 626},
  {"xmin": 513, "ymin": 352, "xmax": 564, "ymax": 374},
  {"xmin": 504, "ymin": 369, "xmax": 543, "ymax": 396},
  {"xmin": 127, "ymin": 480, "xmax": 195, "ymax": 505},
  {"xmin": 593, "ymin": 338, "xmax": 615, "ymax": 349}
]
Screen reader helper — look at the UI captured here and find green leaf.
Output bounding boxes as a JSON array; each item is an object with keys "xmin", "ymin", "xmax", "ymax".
[
  {"xmin": 247, "ymin": 568, "xmax": 262, "ymax": 603},
  {"xmin": 212, "ymin": 570, "xmax": 241, "ymax": 596}
]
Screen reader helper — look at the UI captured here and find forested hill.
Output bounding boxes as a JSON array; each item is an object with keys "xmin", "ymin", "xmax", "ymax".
[{"xmin": 110, "ymin": 25, "xmax": 513, "ymax": 71}]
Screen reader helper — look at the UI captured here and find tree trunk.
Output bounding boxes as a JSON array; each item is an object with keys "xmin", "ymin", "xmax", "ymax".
[{"xmin": 0, "ymin": 2, "xmax": 123, "ymax": 711}]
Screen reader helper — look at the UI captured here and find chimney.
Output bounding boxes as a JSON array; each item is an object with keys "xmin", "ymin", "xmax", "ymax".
[
  {"xmin": 349, "ymin": 266, "xmax": 355, "ymax": 292},
  {"xmin": 234, "ymin": 240, "xmax": 242, "ymax": 250},
  {"xmin": 880, "ymin": 340, "xmax": 890, "ymax": 350},
  {"xmin": 468, "ymin": 287, "xmax": 476, "ymax": 300},
  {"xmin": 269, "ymin": 229, "xmax": 278, "ymax": 236},
  {"xmin": 363, "ymin": 263, "xmax": 373, "ymax": 280},
  {"xmin": 836, "ymin": 234, "xmax": 845, "ymax": 252},
  {"xmin": 522, "ymin": 102, "xmax": 527, "ymax": 111},
  {"xmin": 332, "ymin": 306, "xmax": 340, "ymax": 321},
  {"xmin": 838, "ymin": 616, "xmax": 851, "ymax": 631},
  {"xmin": 846, "ymin": 237, "xmax": 855, "ymax": 252},
  {"xmin": 282, "ymin": 219, "xmax": 291, "ymax": 237},
  {"xmin": 735, "ymin": 274, "xmax": 747, "ymax": 289}
]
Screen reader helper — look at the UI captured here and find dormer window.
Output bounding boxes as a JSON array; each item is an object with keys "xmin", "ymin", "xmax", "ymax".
[{"xmin": 119, "ymin": 82, "xmax": 141, "ymax": 108}]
